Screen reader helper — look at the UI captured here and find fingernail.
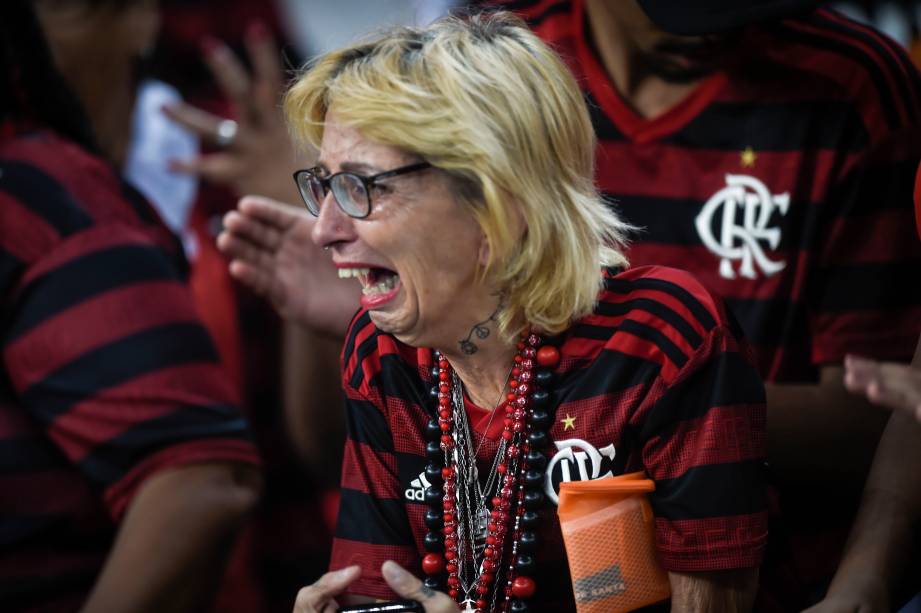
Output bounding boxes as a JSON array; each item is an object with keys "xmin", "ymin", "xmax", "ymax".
[
  {"xmin": 381, "ymin": 560, "xmax": 408, "ymax": 585},
  {"xmin": 247, "ymin": 21, "xmax": 269, "ymax": 41}
]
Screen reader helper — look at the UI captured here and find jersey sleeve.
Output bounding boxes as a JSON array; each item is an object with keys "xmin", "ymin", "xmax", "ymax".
[
  {"xmin": 808, "ymin": 39, "xmax": 921, "ymax": 365},
  {"xmin": 639, "ymin": 324, "xmax": 768, "ymax": 572},
  {"xmin": 1, "ymin": 202, "xmax": 259, "ymax": 520},
  {"xmin": 330, "ymin": 312, "xmax": 418, "ymax": 600}
]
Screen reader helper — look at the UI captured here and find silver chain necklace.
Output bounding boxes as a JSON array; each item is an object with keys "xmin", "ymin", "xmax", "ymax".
[{"xmin": 449, "ymin": 372, "xmax": 508, "ymax": 601}]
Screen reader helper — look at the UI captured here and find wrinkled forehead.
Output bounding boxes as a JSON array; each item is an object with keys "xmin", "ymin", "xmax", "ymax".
[{"xmin": 317, "ymin": 111, "xmax": 417, "ymax": 173}]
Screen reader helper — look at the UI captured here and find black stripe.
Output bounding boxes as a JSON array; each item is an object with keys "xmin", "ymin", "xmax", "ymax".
[
  {"xmin": 0, "ymin": 438, "xmax": 66, "ymax": 473},
  {"xmin": 21, "ymin": 322, "xmax": 220, "ymax": 421},
  {"xmin": 5, "ymin": 244, "xmax": 183, "ymax": 344},
  {"xmin": 0, "ymin": 161, "xmax": 93, "ymax": 234},
  {"xmin": 812, "ymin": 259, "xmax": 921, "ymax": 312},
  {"xmin": 618, "ymin": 319, "xmax": 688, "ymax": 369},
  {"xmin": 335, "ymin": 487, "xmax": 414, "ymax": 546},
  {"xmin": 556, "ymin": 347, "xmax": 662, "ymax": 402},
  {"xmin": 349, "ymin": 325, "xmax": 382, "ymax": 390},
  {"xmin": 0, "ymin": 565, "xmax": 101, "ymax": 609},
  {"xmin": 640, "ymin": 350, "xmax": 765, "ymax": 442},
  {"xmin": 345, "ymin": 397, "xmax": 395, "ymax": 453},
  {"xmin": 770, "ymin": 22, "xmax": 900, "ymax": 130},
  {"xmin": 342, "ymin": 310, "xmax": 372, "ymax": 366},
  {"xmin": 0, "ymin": 246, "xmax": 22, "ymax": 299},
  {"xmin": 725, "ymin": 297, "xmax": 808, "ymax": 347},
  {"xmin": 669, "ymin": 99, "xmax": 867, "ymax": 151},
  {"xmin": 605, "ymin": 276, "xmax": 718, "ymax": 330},
  {"xmin": 650, "ymin": 460, "xmax": 768, "ymax": 520},
  {"xmin": 828, "ymin": 157, "xmax": 921, "ymax": 217},
  {"xmin": 569, "ymin": 322, "xmax": 612, "ymax": 340},
  {"xmin": 597, "ymin": 296, "xmax": 703, "ymax": 348},
  {"xmin": 374, "ymin": 353, "xmax": 431, "ymax": 414},
  {"xmin": 809, "ymin": 10, "xmax": 920, "ymax": 122},
  {"xmin": 78, "ymin": 405, "xmax": 249, "ymax": 486}
]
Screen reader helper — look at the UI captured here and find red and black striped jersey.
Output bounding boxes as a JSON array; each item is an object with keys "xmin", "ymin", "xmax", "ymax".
[
  {"xmin": 330, "ymin": 266, "xmax": 767, "ymax": 610},
  {"xmin": 0, "ymin": 127, "xmax": 260, "ymax": 611},
  {"xmin": 489, "ymin": 0, "xmax": 921, "ymax": 382}
]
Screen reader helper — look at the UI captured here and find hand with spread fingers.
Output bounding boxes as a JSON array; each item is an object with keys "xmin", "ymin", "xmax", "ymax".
[
  {"xmin": 217, "ymin": 195, "xmax": 357, "ymax": 336},
  {"xmin": 292, "ymin": 562, "xmax": 457, "ymax": 613},
  {"xmin": 162, "ymin": 22, "xmax": 309, "ymax": 203},
  {"xmin": 844, "ymin": 354, "xmax": 921, "ymax": 423}
]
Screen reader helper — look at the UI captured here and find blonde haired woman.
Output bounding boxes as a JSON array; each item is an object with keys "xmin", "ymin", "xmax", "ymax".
[{"xmin": 223, "ymin": 12, "xmax": 767, "ymax": 613}]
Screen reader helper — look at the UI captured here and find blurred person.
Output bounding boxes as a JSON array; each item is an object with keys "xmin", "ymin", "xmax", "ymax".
[
  {"xmin": 0, "ymin": 1, "xmax": 262, "ymax": 611},
  {"xmin": 804, "ymin": 162, "xmax": 921, "ymax": 613},
  {"xmin": 286, "ymin": 12, "xmax": 767, "ymax": 612}
]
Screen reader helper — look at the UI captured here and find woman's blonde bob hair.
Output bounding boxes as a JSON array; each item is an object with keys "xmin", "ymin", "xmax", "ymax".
[{"xmin": 285, "ymin": 11, "xmax": 630, "ymax": 337}]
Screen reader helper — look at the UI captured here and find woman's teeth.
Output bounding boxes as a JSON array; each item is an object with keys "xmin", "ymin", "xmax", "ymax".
[
  {"xmin": 361, "ymin": 274, "xmax": 399, "ymax": 296},
  {"xmin": 337, "ymin": 267, "xmax": 399, "ymax": 295},
  {"xmin": 337, "ymin": 267, "xmax": 369, "ymax": 279}
]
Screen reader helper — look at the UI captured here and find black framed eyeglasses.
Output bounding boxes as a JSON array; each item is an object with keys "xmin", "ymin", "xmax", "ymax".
[{"xmin": 292, "ymin": 162, "xmax": 431, "ymax": 218}]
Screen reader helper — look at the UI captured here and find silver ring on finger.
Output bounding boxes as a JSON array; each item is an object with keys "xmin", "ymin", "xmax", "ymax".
[{"xmin": 215, "ymin": 118, "xmax": 239, "ymax": 148}]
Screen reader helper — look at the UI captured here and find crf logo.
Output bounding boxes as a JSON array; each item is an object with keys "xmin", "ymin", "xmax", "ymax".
[
  {"xmin": 544, "ymin": 439, "xmax": 617, "ymax": 505},
  {"xmin": 695, "ymin": 174, "xmax": 789, "ymax": 280}
]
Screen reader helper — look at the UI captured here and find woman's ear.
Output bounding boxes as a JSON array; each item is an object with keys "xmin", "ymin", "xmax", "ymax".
[{"xmin": 478, "ymin": 234, "xmax": 491, "ymax": 267}]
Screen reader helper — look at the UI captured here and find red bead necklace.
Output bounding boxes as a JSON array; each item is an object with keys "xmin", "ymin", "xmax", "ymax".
[{"xmin": 420, "ymin": 333, "xmax": 561, "ymax": 613}]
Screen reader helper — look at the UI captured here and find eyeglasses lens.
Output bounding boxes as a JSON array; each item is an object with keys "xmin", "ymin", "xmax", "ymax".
[{"xmin": 331, "ymin": 173, "xmax": 370, "ymax": 217}]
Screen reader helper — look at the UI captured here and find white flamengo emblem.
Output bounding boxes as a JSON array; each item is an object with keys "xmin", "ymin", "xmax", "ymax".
[
  {"xmin": 544, "ymin": 439, "xmax": 617, "ymax": 505},
  {"xmin": 695, "ymin": 174, "xmax": 790, "ymax": 280}
]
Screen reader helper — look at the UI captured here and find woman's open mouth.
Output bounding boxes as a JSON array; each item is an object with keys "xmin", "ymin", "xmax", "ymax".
[{"xmin": 339, "ymin": 266, "xmax": 402, "ymax": 308}]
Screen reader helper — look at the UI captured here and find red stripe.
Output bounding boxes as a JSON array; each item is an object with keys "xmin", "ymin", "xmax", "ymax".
[
  {"xmin": 914, "ymin": 162, "xmax": 921, "ymax": 241},
  {"xmin": 783, "ymin": 18, "xmax": 907, "ymax": 133},
  {"xmin": 598, "ymin": 284, "xmax": 716, "ymax": 342},
  {"xmin": 340, "ymin": 440, "xmax": 399, "ymax": 498},
  {"xmin": 655, "ymin": 512, "xmax": 768, "ymax": 572},
  {"xmin": 104, "ymin": 438, "xmax": 260, "ymax": 519},
  {"xmin": 330, "ymin": 537, "xmax": 418, "ymax": 600},
  {"xmin": 0, "ymin": 192, "xmax": 59, "ymax": 261},
  {"xmin": 47, "ymin": 362, "xmax": 238, "ymax": 461},
  {"xmin": 818, "ymin": 9, "xmax": 921, "ymax": 120},
  {"xmin": 820, "ymin": 208, "xmax": 921, "ymax": 266},
  {"xmin": 5, "ymin": 281, "xmax": 201, "ymax": 391},
  {"xmin": 643, "ymin": 404, "xmax": 766, "ymax": 481},
  {"xmin": 18, "ymin": 223, "xmax": 161, "ymax": 289},
  {"xmin": 596, "ymin": 143, "xmax": 848, "ymax": 204},
  {"xmin": 758, "ymin": 31, "xmax": 890, "ymax": 139},
  {"xmin": 813, "ymin": 306, "xmax": 921, "ymax": 364},
  {"xmin": 4, "ymin": 131, "xmax": 127, "ymax": 223},
  {"xmin": 627, "ymin": 243, "xmax": 811, "ymax": 302}
]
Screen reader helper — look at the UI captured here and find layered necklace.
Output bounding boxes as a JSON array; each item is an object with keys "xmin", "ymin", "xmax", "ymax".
[{"xmin": 420, "ymin": 332, "xmax": 561, "ymax": 613}]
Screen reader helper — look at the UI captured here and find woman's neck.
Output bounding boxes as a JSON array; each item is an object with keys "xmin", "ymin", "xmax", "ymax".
[{"xmin": 437, "ymin": 304, "xmax": 520, "ymax": 411}]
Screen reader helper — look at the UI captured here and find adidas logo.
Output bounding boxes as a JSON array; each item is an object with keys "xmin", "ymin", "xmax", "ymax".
[{"xmin": 405, "ymin": 471, "xmax": 432, "ymax": 502}]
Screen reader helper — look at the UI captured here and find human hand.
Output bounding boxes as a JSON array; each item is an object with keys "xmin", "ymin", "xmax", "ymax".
[
  {"xmin": 844, "ymin": 354, "xmax": 921, "ymax": 423},
  {"xmin": 293, "ymin": 565, "xmax": 361, "ymax": 613},
  {"xmin": 800, "ymin": 576, "xmax": 889, "ymax": 613},
  {"xmin": 217, "ymin": 195, "xmax": 357, "ymax": 336},
  {"xmin": 378, "ymin": 561, "xmax": 458, "ymax": 613},
  {"xmin": 292, "ymin": 562, "xmax": 457, "ymax": 613},
  {"xmin": 163, "ymin": 22, "xmax": 310, "ymax": 203}
]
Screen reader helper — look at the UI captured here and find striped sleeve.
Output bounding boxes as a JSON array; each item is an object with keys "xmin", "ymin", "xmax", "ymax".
[
  {"xmin": 628, "ymin": 274, "xmax": 768, "ymax": 572},
  {"xmin": 330, "ymin": 311, "xmax": 417, "ymax": 600},
  {"xmin": 1, "ymin": 163, "xmax": 259, "ymax": 520},
  {"xmin": 777, "ymin": 10, "xmax": 921, "ymax": 364}
]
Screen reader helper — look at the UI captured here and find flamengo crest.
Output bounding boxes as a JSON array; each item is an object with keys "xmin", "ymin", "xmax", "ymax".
[
  {"xmin": 544, "ymin": 438, "xmax": 617, "ymax": 505},
  {"xmin": 695, "ymin": 174, "xmax": 789, "ymax": 280}
]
